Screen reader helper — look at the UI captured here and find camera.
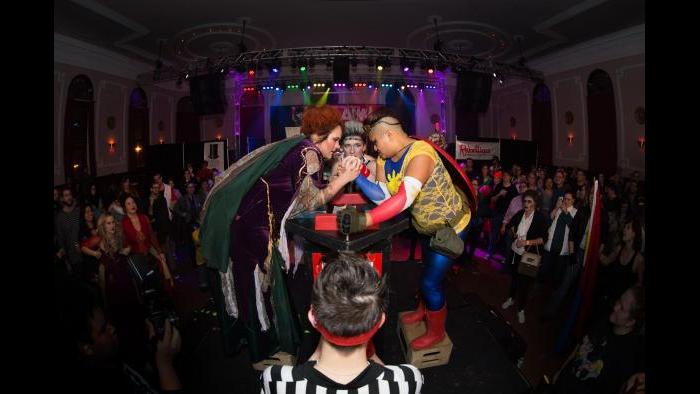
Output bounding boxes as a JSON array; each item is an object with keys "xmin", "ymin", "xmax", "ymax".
[{"xmin": 126, "ymin": 254, "xmax": 179, "ymax": 340}]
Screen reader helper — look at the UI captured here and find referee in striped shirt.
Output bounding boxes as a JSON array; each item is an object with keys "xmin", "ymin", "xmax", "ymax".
[{"xmin": 260, "ymin": 253, "xmax": 423, "ymax": 394}]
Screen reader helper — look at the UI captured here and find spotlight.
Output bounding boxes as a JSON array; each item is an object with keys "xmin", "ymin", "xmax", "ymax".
[
  {"xmin": 428, "ymin": 68, "xmax": 434, "ymax": 74},
  {"xmin": 377, "ymin": 65, "xmax": 383, "ymax": 71},
  {"xmin": 272, "ymin": 67, "xmax": 279, "ymax": 73},
  {"xmin": 300, "ymin": 65, "xmax": 306, "ymax": 72},
  {"xmin": 400, "ymin": 56, "xmax": 413, "ymax": 72},
  {"xmin": 248, "ymin": 69, "xmax": 255, "ymax": 76},
  {"xmin": 382, "ymin": 56, "xmax": 392, "ymax": 71}
]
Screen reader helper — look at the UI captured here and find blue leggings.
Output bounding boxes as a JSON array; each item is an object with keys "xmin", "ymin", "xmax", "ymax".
[{"xmin": 419, "ymin": 227, "xmax": 469, "ymax": 310}]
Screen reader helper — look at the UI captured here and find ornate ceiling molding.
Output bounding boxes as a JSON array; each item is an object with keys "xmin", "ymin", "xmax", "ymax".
[
  {"xmin": 406, "ymin": 19, "xmax": 512, "ymax": 59},
  {"xmin": 172, "ymin": 21, "xmax": 277, "ymax": 62},
  {"xmin": 69, "ymin": 0, "xmax": 167, "ymax": 64}
]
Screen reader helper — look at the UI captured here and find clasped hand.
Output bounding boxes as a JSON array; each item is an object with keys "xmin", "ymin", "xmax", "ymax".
[{"xmin": 336, "ymin": 156, "xmax": 362, "ymax": 183}]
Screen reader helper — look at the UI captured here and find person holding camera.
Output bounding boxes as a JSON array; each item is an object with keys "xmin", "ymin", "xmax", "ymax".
[
  {"xmin": 60, "ymin": 282, "xmax": 183, "ymax": 393},
  {"xmin": 340, "ymin": 108, "xmax": 475, "ymax": 350},
  {"xmin": 260, "ymin": 253, "xmax": 423, "ymax": 394},
  {"xmin": 540, "ymin": 192, "xmax": 578, "ymax": 286},
  {"xmin": 121, "ymin": 193, "xmax": 174, "ymax": 291},
  {"xmin": 501, "ymin": 190, "xmax": 548, "ymax": 324}
]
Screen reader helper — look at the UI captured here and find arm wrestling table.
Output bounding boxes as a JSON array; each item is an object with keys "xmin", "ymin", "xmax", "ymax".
[{"xmin": 284, "ymin": 211, "xmax": 410, "ymax": 362}]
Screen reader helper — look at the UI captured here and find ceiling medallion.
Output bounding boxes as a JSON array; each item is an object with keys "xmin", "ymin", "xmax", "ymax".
[
  {"xmin": 407, "ymin": 20, "xmax": 512, "ymax": 58},
  {"xmin": 172, "ymin": 22, "xmax": 276, "ymax": 61}
]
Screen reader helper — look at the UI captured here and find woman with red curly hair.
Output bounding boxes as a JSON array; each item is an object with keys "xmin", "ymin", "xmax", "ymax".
[{"xmin": 199, "ymin": 105, "xmax": 362, "ymax": 363}]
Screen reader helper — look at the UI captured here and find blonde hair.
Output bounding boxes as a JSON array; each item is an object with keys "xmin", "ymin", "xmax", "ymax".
[{"xmin": 97, "ymin": 213, "xmax": 123, "ymax": 256}]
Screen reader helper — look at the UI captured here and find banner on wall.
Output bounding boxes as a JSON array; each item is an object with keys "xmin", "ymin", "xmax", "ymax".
[
  {"xmin": 203, "ymin": 141, "xmax": 226, "ymax": 174},
  {"xmin": 455, "ymin": 140, "xmax": 501, "ymax": 160},
  {"xmin": 270, "ymin": 105, "xmax": 380, "ymax": 141},
  {"xmin": 285, "ymin": 127, "xmax": 301, "ymax": 138}
]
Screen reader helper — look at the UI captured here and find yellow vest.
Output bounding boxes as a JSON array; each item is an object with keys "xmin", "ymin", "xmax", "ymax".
[{"xmin": 376, "ymin": 140, "xmax": 471, "ymax": 235}]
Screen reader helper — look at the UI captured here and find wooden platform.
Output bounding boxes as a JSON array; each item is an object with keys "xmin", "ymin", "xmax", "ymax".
[
  {"xmin": 251, "ymin": 352, "xmax": 296, "ymax": 371},
  {"xmin": 397, "ymin": 311, "xmax": 453, "ymax": 369}
]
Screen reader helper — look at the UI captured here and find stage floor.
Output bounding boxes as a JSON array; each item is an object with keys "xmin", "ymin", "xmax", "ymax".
[{"xmin": 170, "ymin": 235, "xmax": 569, "ymax": 393}]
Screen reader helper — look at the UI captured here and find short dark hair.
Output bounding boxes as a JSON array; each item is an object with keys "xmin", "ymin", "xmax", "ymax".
[
  {"xmin": 362, "ymin": 107, "xmax": 403, "ymax": 132},
  {"xmin": 522, "ymin": 189, "xmax": 540, "ymax": 207},
  {"xmin": 312, "ymin": 253, "xmax": 387, "ymax": 344},
  {"xmin": 119, "ymin": 192, "xmax": 138, "ymax": 210}
]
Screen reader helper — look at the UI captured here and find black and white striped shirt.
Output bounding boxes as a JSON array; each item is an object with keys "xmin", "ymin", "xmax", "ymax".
[{"xmin": 260, "ymin": 360, "xmax": 423, "ymax": 394}]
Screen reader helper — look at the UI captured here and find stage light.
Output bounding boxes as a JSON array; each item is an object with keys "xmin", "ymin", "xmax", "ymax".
[
  {"xmin": 272, "ymin": 67, "xmax": 279, "ymax": 73},
  {"xmin": 300, "ymin": 65, "xmax": 306, "ymax": 72},
  {"xmin": 428, "ymin": 68, "xmax": 434, "ymax": 74},
  {"xmin": 248, "ymin": 69, "xmax": 255, "ymax": 76},
  {"xmin": 184, "ymin": 72, "xmax": 190, "ymax": 79},
  {"xmin": 377, "ymin": 65, "xmax": 383, "ymax": 71},
  {"xmin": 382, "ymin": 56, "xmax": 391, "ymax": 71}
]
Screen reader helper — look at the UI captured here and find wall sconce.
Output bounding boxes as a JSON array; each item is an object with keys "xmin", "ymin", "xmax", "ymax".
[
  {"xmin": 637, "ymin": 136, "xmax": 645, "ymax": 151},
  {"xmin": 510, "ymin": 133, "xmax": 517, "ymax": 140},
  {"xmin": 216, "ymin": 133, "xmax": 222, "ymax": 141},
  {"xmin": 134, "ymin": 144, "xmax": 143, "ymax": 153},
  {"xmin": 567, "ymin": 132, "xmax": 575, "ymax": 145},
  {"xmin": 107, "ymin": 139, "xmax": 116, "ymax": 153},
  {"xmin": 158, "ymin": 137, "xmax": 165, "ymax": 144},
  {"xmin": 72, "ymin": 163, "xmax": 80, "ymax": 169}
]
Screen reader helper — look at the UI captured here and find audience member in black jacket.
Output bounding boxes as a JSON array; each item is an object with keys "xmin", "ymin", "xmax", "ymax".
[
  {"xmin": 543, "ymin": 191, "xmax": 593, "ymax": 319},
  {"xmin": 501, "ymin": 190, "xmax": 549, "ymax": 324}
]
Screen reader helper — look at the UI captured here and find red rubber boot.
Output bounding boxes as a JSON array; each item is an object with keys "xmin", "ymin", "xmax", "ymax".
[
  {"xmin": 400, "ymin": 299, "xmax": 426, "ymax": 325},
  {"xmin": 410, "ymin": 305, "xmax": 447, "ymax": 350}
]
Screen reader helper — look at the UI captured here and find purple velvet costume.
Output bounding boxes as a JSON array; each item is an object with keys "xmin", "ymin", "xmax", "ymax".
[{"xmin": 229, "ymin": 139, "xmax": 326, "ymax": 324}]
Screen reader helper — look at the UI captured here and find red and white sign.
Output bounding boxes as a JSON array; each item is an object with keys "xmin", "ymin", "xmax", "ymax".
[{"xmin": 455, "ymin": 140, "xmax": 501, "ymax": 160}]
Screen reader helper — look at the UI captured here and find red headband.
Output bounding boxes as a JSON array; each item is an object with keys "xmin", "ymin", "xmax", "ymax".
[{"xmin": 314, "ymin": 317, "xmax": 383, "ymax": 346}]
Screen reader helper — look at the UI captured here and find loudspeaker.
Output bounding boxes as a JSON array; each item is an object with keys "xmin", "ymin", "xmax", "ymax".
[
  {"xmin": 190, "ymin": 74, "xmax": 226, "ymax": 115},
  {"xmin": 455, "ymin": 71, "xmax": 493, "ymax": 113},
  {"xmin": 332, "ymin": 57, "xmax": 350, "ymax": 84}
]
